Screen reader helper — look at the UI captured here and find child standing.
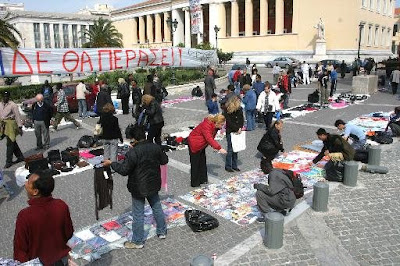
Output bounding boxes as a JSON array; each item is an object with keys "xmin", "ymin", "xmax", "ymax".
[{"xmin": 207, "ymin": 93, "xmax": 219, "ymax": 115}]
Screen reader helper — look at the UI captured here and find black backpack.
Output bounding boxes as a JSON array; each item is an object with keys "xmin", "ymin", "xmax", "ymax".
[{"xmin": 374, "ymin": 132, "xmax": 393, "ymax": 144}]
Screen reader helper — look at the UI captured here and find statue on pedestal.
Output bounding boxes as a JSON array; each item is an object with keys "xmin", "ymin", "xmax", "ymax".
[{"xmin": 314, "ymin": 18, "xmax": 325, "ymax": 40}]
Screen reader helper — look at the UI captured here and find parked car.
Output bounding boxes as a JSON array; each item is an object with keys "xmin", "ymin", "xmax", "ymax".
[
  {"xmin": 265, "ymin": 57, "xmax": 299, "ymax": 68},
  {"xmin": 231, "ymin": 64, "xmax": 247, "ymax": 70},
  {"xmin": 319, "ymin": 59, "xmax": 351, "ymax": 73},
  {"xmin": 22, "ymin": 83, "xmax": 97, "ymax": 113}
]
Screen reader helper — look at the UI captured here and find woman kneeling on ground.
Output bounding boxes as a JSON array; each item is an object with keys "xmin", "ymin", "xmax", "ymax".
[{"xmin": 187, "ymin": 114, "xmax": 227, "ymax": 187}]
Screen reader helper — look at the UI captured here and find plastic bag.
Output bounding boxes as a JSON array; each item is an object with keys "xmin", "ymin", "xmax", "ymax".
[
  {"xmin": 231, "ymin": 131, "xmax": 246, "ymax": 152},
  {"xmin": 184, "ymin": 209, "xmax": 219, "ymax": 232}
]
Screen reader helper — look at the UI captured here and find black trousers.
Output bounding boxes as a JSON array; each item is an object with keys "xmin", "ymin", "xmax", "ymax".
[
  {"xmin": 6, "ymin": 136, "xmax": 23, "ymax": 164},
  {"xmin": 263, "ymin": 112, "xmax": 274, "ymax": 129},
  {"xmin": 147, "ymin": 122, "xmax": 164, "ymax": 145},
  {"xmin": 189, "ymin": 148, "xmax": 207, "ymax": 187},
  {"xmin": 121, "ymin": 96, "xmax": 129, "ymax": 114}
]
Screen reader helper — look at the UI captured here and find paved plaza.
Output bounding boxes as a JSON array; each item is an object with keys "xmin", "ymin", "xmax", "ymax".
[{"xmin": 1, "ymin": 67, "xmax": 399, "ymax": 265}]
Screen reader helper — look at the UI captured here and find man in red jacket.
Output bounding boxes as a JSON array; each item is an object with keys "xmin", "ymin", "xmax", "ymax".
[{"xmin": 14, "ymin": 171, "xmax": 74, "ymax": 265}]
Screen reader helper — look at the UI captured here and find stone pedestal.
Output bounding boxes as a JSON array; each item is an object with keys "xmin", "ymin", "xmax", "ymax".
[
  {"xmin": 352, "ymin": 75, "xmax": 378, "ymax": 94},
  {"xmin": 312, "ymin": 39, "xmax": 327, "ymax": 61}
]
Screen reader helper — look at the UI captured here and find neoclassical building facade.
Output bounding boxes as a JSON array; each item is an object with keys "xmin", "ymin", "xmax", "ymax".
[{"xmin": 112, "ymin": 0, "xmax": 397, "ymax": 62}]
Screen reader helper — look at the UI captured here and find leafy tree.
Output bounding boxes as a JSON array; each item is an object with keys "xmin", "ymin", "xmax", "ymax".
[
  {"xmin": 176, "ymin": 43, "xmax": 185, "ymax": 48},
  {"xmin": 81, "ymin": 17, "xmax": 123, "ymax": 48},
  {"xmin": 195, "ymin": 42, "xmax": 233, "ymax": 64},
  {"xmin": 0, "ymin": 15, "xmax": 21, "ymax": 49}
]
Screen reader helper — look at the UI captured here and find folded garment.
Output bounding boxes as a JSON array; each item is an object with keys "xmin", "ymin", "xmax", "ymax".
[
  {"xmin": 79, "ymin": 150, "xmax": 96, "ymax": 159},
  {"xmin": 90, "ymin": 149, "xmax": 104, "ymax": 156}
]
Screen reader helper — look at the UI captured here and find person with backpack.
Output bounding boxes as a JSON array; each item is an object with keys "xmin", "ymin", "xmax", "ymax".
[
  {"xmin": 310, "ymin": 128, "xmax": 355, "ymax": 182},
  {"xmin": 257, "ymin": 120, "xmax": 284, "ymax": 174},
  {"xmin": 118, "ymin": 78, "xmax": 130, "ymax": 115},
  {"xmin": 254, "ymin": 168, "xmax": 297, "ymax": 222}
]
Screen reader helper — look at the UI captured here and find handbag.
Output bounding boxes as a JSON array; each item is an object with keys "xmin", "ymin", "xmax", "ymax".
[
  {"xmin": 231, "ymin": 131, "xmax": 246, "ymax": 152},
  {"xmin": 27, "ymin": 158, "xmax": 49, "ymax": 173},
  {"xmin": 184, "ymin": 209, "xmax": 219, "ymax": 232},
  {"xmin": 48, "ymin": 149, "xmax": 61, "ymax": 163},
  {"xmin": 93, "ymin": 123, "xmax": 103, "ymax": 136},
  {"xmin": 24, "ymin": 153, "xmax": 44, "ymax": 169}
]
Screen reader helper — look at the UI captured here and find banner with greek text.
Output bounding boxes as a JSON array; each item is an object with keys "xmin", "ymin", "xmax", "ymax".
[
  {"xmin": 189, "ymin": 0, "xmax": 202, "ymax": 35},
  {"xmin": 0, "ymin": 47, "xmax": 217, "ymax": 77}
]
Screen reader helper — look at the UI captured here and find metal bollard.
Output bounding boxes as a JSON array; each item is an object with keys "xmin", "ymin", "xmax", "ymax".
[
  {"xmin": 361, "ymin": 164, "xmax": 389, "ymax": 174},
  {"xmin": 368, "ymin": 145, "xmax": 381, "ymax": 166},
  {"xmin": 343, "ymin": 161, "xmax": 359, "ymax": 187},
  {"xmin": 264, "ymin": 212, "xmax": 284, "ymax": 249},
  {"xmin": 312, "ymin": 181, "xmax": 329, "ymax": 212},
  {"xmin": 190, "ymin": 255, "xmax": 213, "ymax": 266}
]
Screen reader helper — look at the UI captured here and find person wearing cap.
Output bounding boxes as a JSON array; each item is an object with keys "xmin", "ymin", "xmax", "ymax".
[
  {"xmin": 0, "ymin": 91, "xmax": 24, "ymax": 169},
  {"xmin": 204, "ymin": 68, "xmax": 217, "ymax": 101},
  {"xmin": 310, "ymin": 128, "xmax": 355, "ymax": 182}
]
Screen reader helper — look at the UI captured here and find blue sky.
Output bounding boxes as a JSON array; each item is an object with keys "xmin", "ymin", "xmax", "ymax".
[
  {"xmin": 4, "ymin": 0, "xmax": 400, "ymax": 12},
  {"xmin": 4, "ymin": 0, "xmax": 142, "ymax": 12}
]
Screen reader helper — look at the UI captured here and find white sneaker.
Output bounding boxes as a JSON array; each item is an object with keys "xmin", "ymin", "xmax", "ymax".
[{"xmin": 157, "ymin": 234, "xmax": 166, "ymax": 239}]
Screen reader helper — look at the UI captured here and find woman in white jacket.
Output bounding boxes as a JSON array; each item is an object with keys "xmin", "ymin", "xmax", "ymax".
[{"xmin": 256, "ymin": 81, "xmax": 281, "ymax": 129}]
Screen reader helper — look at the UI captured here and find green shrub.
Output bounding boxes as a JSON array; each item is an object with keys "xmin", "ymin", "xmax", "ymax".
[{"xmin": 0, "ymin": 84, "xmax": 43, "ymax": 102}]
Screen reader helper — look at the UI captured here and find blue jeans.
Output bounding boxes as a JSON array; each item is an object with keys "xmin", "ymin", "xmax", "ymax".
[
  {"xmin": 234, "ymin": 82, "xmax": 241, "ymax": 95},
  {"xmin": 78, "ymin": 99, "xmax": 87, "ymax": 118},
  {"xmin": 131, "ymin": 193, "xmax": 167, "ymax": 245},
  {"xmin": 245, "ymin": 109, "xmax": 256, "ymax": 131},
  {"xmin": 225, "ymin": 132, "xmax": 238, "ymax": 169},
  {"xmin": 283, "ymin": 93, "xmax": 290, "ymax": 109}
]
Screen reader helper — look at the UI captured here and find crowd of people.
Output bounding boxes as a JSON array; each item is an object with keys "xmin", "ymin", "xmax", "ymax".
[{"xmin": 1, "ymin": 61, "xmax": 400, "ymax": 264}]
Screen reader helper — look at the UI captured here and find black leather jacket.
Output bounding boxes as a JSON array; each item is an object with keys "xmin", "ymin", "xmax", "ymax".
[{"xmin": 111, "ymin": 141, "xmax": 168, "ymax": 198}]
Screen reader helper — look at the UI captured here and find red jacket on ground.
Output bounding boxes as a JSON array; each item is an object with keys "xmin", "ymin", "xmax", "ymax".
[
  {"xmin": 188, "ymin": 118, "xmax": 222, "ymax": 154},
  {"xmin": 14, "ymin": 196, "xmax": 74, "ymax": 265}
]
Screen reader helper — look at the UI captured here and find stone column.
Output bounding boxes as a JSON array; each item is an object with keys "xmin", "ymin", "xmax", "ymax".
[
  {"xmin": 218, "ymin": 3, "xmax": 226, "ymax": 38},
  {"xmin": 291, "ymin": 0, "xmax": 299, "ymax": 33},
  {"xmin": 155, "ymin": 13, "xmax": 162, "ymax": 43},
  {"xmin": 68, "ymin": 24, "xmax": 73, "ymax": 48},
  {"xmin": 164, "ymin": 12, "xmax": 171, "ymax": 43},
  {"xmin": 245, "ymin": 0, "xmax": 253, "ymax": 36},
  {"xmin": 275, "ymin": 0, "xmax": 284, "ymax": 34},
  {"xmin": 132, "ymin": 18, "xmax": 138, "ymax": 45},
  {"xmin": 209, "ymin": 3, "xmax": 218, "ymax": 47},
  {"xmin": 172, "ymin": 9, "xmax": 184, "ymax": 46},
  {"xmin": 183, "ymin": 7, "xmax": 191, "ymax": 48},
  {"xmin": 231, "ymin": 0, "xmax": 239, "ymax": 37},
  {"xmin": 139, "ymin": 16, "xmax": 146, "ymax": 44},
  {"xmin": 259, "ymin": 0, "xmax": 268, "ymax": 35},
  {"xmin": 49, "ymin": 23, "xmax": 54, "ymax": 48},
  {"xmin": 146, "ymin": 14, "xmax": 154, "ymax": 43}
]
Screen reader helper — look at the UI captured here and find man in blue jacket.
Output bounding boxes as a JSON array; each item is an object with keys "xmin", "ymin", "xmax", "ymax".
[
  {"xmin": 242, "ymin": 84, "xmax": 257, "ymax": 131},
  {"xmin": 103, "ymin": 125, "xmax": 168, "ymax": 249},
  {"xmin": 330, "ymin": 68, "xmax": 338, "ymax": 97}
]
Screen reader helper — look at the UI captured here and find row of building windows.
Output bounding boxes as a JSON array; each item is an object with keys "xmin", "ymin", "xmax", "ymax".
[
  {"xmin": 360, "ymin": 24, "xmax": 392, "ymax": 47},
  {"xmin": 362, "ymin": 0, "xmax": 394, "ymax": 16},
  {"xmin": 33, "ymin": 23, "xmax": 90, "ymax": 49}
]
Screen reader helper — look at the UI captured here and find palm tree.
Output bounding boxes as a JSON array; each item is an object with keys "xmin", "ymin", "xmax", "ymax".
[
  {"xmin": 0, "ymin": 14, "xmax": 21, "ymax": 49},
  {"xmin": 82, "ymin": 17, "xmax": 123, "ymax": 48}
]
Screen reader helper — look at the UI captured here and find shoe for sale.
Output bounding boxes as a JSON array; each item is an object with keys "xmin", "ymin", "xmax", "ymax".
[
  {"xmin": 225, "ymin": 167, "xmax": 234, "ymax": 172},
  {"xmin": 124, "ymin": 241, "xmax": 144, "ymax": 249},
  {"xmin": 157, "ymin": 234, "xmax": 166, "ymax": 239}
]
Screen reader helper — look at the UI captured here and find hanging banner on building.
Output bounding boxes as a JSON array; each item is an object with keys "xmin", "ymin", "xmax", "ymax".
[
  {"xmin": 0, "ymin": 47, "xmax": 217, "ymax": 77},
  {"xmin": 189, "ymin": 0, "xmax": 202, "ymax": 34}
]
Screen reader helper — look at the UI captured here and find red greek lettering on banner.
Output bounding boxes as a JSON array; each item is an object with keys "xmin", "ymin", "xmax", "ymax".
[
  {"xmin": 149, "ymin": 49, "xmax": 160, "ymax": 66},
  {"xmin": 81, "ymin": 51, "xmax": 93, "ymax": 72},
  {"xmin": 98, "ymin": 50, "xmax": 113, "ymax": 71},
  {"xmin": 62, "ymin": 50, "xmax": 79, "ymax": 72},
  {"xmin": 125, "ymin": 50, "xmax": 136, "ymax": 68},
  {"xmin": 36, "ymin": 51, "xmax": 52, "ymax": 74},
  {"xmin": 160, "ymin": 49, "xmax": 169, "ymax": 66},
  {"xmin": 137, "ymin": 50, "xmax": 149, "ymax": 66},
  {"xmin": 12, "ymin": 50, "xmax": 33, "ymax": 75},
  {"xmin": 113, "ymin": 49, "xmax": 123, "ymax": 70}
]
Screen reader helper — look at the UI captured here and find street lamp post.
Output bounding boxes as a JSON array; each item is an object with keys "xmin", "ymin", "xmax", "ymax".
[
  {"xmin": 166, "ymin": 17, "xmax": 178, "ymax": 84},
  {"xmin": 214, "ymin": 25, "xmax": 220, "ymax": 50},
  {"xmin": 357, "ymin": 23, "xmax": 363, "ymax": 60}
]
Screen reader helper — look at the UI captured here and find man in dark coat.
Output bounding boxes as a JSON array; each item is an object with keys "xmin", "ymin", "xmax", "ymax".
[
  {"xmin": 311, "ymin": 128, "xmax": 355, "ymax": 182},
  {"xmin": 204, "ymin": 69, "xmax": 217, "ymax": 101},
  {"xmin": 31, "ymin": 94, "xmax": 53, "ymax": 150},
  {"xmin": 103, "ymin": 125, "xmax": 168, "ymax": 249},
  {"xmin": 257, "ymin": 120, "xmax": 284, "ymax": 173},
  {"xmin": 254, "ymin": 168, "xmax": 296, "ymax": 221}
]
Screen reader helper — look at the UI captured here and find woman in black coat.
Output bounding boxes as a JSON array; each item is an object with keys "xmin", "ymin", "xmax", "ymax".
[
  {"xmin": 142, "ymin": 94, "xmax": 164, "ymax": 145},
  {"xmin": 96, "ymin": 84, "xmax": 112, "ymax": 116},
  {"xmin": 257, "ymin": 120, "xmax": 284, "ymax": 173}
]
